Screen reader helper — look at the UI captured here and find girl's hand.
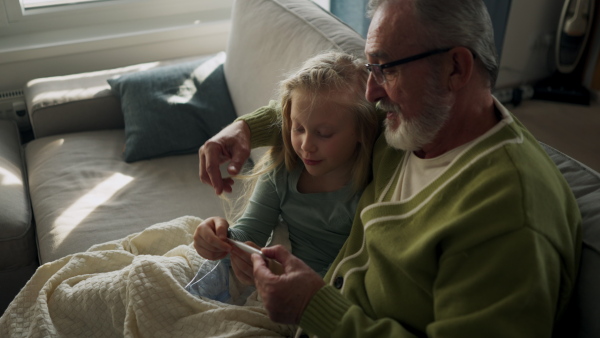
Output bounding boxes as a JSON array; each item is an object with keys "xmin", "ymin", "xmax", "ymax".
[
  {"xmin": 193, "ymin": 217, "xmax": 232, "ymax": 260},
  {"xmin": 230, "ymin": 241, "xmax": 261, "ymax": 285}
]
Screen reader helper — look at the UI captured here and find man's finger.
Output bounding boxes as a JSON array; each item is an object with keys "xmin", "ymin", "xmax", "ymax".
[
  {"xmin": 221, "ymin": 177, "xmax": 235, "ymax": 194},
  {"xmin": 261, "ymin": 245, "xmax": 290, "ymax": 262},
  {"xmin": 227, "ymin": 122, "xmax": 251, "ymax": 176},
  {"xmin": 227, "ymin": 155, "xmax": 245, "ymax": 176},
  {"xmin": 251, "ymin": 253, "xmax": 271, "ymax": 276},
  {"xmin": 199, "ymin": 148, "xmax": 209, "ymax": 184},
  {"xmin": 203, "ymin": 143, "xmax": 225, "ymax": 194}
]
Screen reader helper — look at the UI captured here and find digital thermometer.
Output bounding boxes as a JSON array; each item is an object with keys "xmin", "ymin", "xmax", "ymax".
[
  {"xmin": 228, "ymin": 239, "xmax": 266, "ymax": 258},
  {"xmin": 228, "ymin": 239, "xmax": 284, "ymax": 275}
]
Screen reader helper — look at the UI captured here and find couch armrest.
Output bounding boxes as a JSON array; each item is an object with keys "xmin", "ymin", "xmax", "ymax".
[
  {"xmin": 24, "ymin": 66, "xmax": 130, "ymax": 139},
  {"xmin": 0, "ymin": 120, "xmax": 37, "ymax": 315},
  {"xmin": 24, "ymin": 56, "xmax": 219, "ymax": 139},
  {"xmin": 0, "ymin": 120, "xmax": 36, "ymax": 269}
]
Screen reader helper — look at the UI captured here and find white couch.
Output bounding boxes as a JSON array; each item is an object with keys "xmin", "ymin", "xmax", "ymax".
[
  {"xmin": 0, "ymin": 0, "xmax": 365, "ymax": 315},
  {"xmin": 0, "ymin": 0, "xmax": 599, "ymax": 337}
]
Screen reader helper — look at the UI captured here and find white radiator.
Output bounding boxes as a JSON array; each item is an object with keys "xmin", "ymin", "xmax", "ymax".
[{"xmin": 0, "ymin": 89, "xmax": 30, "ymax": 131}]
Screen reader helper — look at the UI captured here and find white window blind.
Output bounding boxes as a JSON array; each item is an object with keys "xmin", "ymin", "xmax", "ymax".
[
  {"xmin": 0, "ymin": 0, "xmax": 231, "ymax": 35},
  {"xmin": 21, "ymin": 0, "xmax": 110, "ymax": 10},
  {"xmin": 0, "ymin": 0, "xmax": 232, "ymax": 65}
]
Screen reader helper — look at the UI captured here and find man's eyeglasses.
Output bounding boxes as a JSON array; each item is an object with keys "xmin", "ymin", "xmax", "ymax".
[{"xmin": 365, "ymin": 47, "xmax": 452, "ymax": 85}]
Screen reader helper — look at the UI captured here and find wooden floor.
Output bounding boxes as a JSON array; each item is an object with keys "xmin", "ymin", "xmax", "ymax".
[{"xmin": 510, "ymin": 96, "xmax": 600, "ymax": 173}]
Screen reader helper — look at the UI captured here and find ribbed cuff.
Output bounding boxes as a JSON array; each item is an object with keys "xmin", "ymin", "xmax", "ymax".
[
  {"xmin": 299, "ymin": 285, "xmax": 352, "ymax": 336},
  {"xmin": 236, "ymin": 100, "xmax": 281, "ymax": 148},
  {"xmin": 227, "ymin": 227, "xmax": 252, "ymax": 243}
]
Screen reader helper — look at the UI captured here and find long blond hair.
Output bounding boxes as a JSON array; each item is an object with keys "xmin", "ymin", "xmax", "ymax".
[{"xmin": 225, "ymin": 51, "xmax": 378, "ymax": 222}]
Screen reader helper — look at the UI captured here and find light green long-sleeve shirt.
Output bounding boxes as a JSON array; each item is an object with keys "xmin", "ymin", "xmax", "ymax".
[
  {"xmin": 228, "ymin": 164, "xmax": 360, "ymax": 276},
  {"xmin": 240, "ymin": 100, "xmax": 581, "ymax": 337}
]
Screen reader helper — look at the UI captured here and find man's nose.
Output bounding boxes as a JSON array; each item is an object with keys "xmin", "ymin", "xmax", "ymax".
[{"xmin": 365, "ymin": 73, "xmax": 387, "ymax": 103}]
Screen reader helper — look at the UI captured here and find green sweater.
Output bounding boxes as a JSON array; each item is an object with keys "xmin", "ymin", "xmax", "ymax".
[{"xmin": 240, "ymin": 101, "xmax": 581, "ymax": 337}]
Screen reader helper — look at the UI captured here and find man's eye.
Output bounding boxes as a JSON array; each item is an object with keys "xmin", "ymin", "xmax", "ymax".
[{"xmin": 382, "ymin": 68, "xmax": 397, "ymax": 77}]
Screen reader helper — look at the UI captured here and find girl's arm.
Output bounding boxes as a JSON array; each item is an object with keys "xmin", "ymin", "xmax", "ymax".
[
  {"xmin": 228, "ymin": 169, "xmax": 282, "ymax": 247},
  {"xmin": 227, "ymin": 169, "xmax": 283, "ymax": 284}
]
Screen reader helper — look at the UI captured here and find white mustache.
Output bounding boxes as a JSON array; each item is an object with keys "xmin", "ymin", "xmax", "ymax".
[{"xmin": 376, "ymin": 101, "xmax": 401, "ymax": 114}]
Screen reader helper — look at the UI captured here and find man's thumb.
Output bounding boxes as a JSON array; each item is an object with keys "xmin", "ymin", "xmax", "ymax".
[{"xmin": 228, "ymin": 152, "xmax": 248, "ymax": 175}]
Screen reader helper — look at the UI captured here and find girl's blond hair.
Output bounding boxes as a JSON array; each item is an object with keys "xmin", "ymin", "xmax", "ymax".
[{"xmin": 225, "ymin": 51, "xmax": 379, "ymax": 222}]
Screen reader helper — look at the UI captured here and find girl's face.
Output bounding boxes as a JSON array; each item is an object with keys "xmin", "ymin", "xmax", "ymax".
[{"xmin": 289, "ymin": 89, "xmax": 360, "ymax": 187}]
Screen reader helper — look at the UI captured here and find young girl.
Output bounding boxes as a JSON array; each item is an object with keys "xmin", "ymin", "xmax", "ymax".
[{"xmin": 189, "ymin": 51, "xmax": 379, "ymax": 298}]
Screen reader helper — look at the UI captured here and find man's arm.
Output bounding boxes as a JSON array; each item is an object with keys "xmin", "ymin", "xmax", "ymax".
[
  {"xmin": 254, "ymin": 231, "xmax": 570, "ymax": 338},
  {"xmin": 198, "ymin": 101, "xmax": 280, "ymax": 194},
  {"xmin": 239, "ymin": 100, "xmax": 281, "ymax": 148}
]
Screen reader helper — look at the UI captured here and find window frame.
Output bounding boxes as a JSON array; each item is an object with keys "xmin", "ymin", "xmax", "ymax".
[{"xmin": 0, "ymin": 0, "xmax": 231, "ymax": 34}]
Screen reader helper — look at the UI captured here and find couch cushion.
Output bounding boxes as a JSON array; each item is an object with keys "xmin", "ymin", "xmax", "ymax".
[
  {"xmin": 108, "ymin": 52, "xmax": 237, "ymax": 162},
  {"xmin": 541, "ymin": 143, "xmax": 600, "ymax": 338},
  {"xmin": 26, "ymin": 130, "xmax": 241, "ymax": 263},
  {"xmin": 24, "ymin": 55, "xmax": 215, "ymax": 139},
  {"xmin": 225, "ymin": 0, "xmax": 365, "ymax": 160}
]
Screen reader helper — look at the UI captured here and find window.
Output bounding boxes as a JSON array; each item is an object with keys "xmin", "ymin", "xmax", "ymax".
[
  {"xmin": 21, "ymin": 0, "xmax": 109, "ymax": 10},
  {"xmin": 0, "ymin": 0, "xmax": 232, "ymax": 67},
  {"xmin": 0, "ymin": 0, "xmax": 232, "ymax": 35}
]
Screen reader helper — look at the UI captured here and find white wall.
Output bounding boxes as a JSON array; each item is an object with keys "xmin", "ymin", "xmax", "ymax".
[{"xmin": 496, "ymin": 0, "xmax": 565, "ymax": 88}]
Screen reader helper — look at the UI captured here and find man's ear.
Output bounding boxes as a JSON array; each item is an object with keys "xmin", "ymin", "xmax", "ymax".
[{"xmin": 447, "ymin": 47, "xmax": 474, "ymax": 91}]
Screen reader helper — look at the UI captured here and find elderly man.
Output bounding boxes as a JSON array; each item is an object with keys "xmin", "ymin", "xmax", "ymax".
[{"xmin": 199, "ymin": 0, "xmax": 581, "ymax": 336}]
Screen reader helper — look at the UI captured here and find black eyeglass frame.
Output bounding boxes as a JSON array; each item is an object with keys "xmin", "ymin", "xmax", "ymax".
[{"xmin": 365, "ymin": 47, "xmax": 453, "ymax": 84}]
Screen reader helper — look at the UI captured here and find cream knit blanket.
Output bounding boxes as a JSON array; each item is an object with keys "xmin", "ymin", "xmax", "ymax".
[{"xmin": 0, "ymin": 216, "xmax": 294, "ymax": 337}]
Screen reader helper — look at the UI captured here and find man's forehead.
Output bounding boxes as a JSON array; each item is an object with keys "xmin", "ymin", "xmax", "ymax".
[
  {"xmin": 364, "ymin": 1, "xmax": 423, "ymax": 60},
  {"xmin": 364, "ymin": 12, "xmax": 396, "ymax": 59}
]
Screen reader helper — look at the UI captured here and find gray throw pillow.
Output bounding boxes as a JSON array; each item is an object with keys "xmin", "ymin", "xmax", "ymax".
[{"xmin": 108, "ymin": 52, "xmax": 237, "ymax": 162}]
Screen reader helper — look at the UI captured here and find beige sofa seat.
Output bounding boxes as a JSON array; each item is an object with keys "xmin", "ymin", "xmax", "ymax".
[{"xmin": 25, "ymin": 130, "xmax": 229, "ymax": 263}]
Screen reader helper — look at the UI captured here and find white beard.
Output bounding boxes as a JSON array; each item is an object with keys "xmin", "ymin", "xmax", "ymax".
[
  {"xmin": 384, "ymin": 112, "xmax": 430, "ymax": 151},
  {"xmin": 380, "ymin": 79, "xmax": 452, "ymax": 151}
]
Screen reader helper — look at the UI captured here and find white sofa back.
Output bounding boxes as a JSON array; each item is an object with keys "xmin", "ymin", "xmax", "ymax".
[{"xmin": 225, "ymin": 0, "xmax": 365, "ymax": 118}]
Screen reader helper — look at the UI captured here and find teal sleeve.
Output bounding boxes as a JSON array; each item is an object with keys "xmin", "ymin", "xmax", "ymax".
[
  {"xmin": 228, "ymin": 171, "xmax": 281, "ymax": 247},
  {"xmin": 236, "ymin": 100, "xmax": 281, "ymax": 149}
]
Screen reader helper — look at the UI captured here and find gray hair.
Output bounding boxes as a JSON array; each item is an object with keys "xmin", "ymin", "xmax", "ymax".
[{"xmin": 368, "ymin": 0, "xmax": 498, "ymax": 87}]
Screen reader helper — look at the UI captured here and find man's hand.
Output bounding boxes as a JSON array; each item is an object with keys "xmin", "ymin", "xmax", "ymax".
[
  {"xmin": 199, "ymin": 120, "xmax": 251, "ymax": 195},
  {"xmin": 193, "ymin": 217, "xmax": 232, "ymax": 260},
  {"xmin": 252, "ymin": 245, "xmax": 325, "ymax": 324}
]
